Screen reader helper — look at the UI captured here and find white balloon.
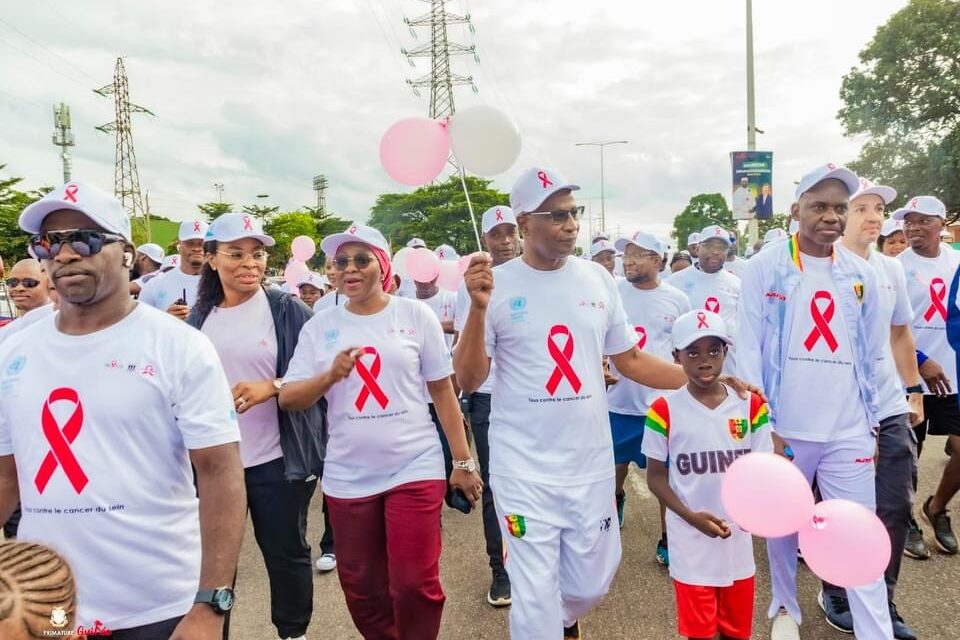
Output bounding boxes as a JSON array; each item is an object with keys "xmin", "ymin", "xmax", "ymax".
[
  {"xmin": 449, "ymin": 105, "xmax": 522, "ymax": 176},
  {"xmin": 392, "ymin": 247, "xmax": 415, "ymax": 279}
]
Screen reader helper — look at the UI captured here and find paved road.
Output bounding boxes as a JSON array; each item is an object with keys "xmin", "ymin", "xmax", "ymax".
[{"xmin": 232, "ymin": 446, "xmax": 960, "ymax": 639}]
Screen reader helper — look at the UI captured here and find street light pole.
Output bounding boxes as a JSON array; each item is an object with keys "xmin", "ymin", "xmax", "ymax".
[
  {"xmin": 745, "ymin": 0, "xmax": 759, "ymax": 246},
  {"xmin": 575, "ymin": 140, "xmax": 628, "ymax": 234}
]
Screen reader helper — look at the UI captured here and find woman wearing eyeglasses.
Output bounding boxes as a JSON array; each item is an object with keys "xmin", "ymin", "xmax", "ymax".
[
  {"xmin": 280, "ymin": 223, "xmax": 482, "ymax": 640},
  {"xmin": 187, "ymin": 213, "xmax": 325, "ymax": 640}
]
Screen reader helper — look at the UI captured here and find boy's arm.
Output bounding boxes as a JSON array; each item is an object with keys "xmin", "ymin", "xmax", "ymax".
[{"xmin": 646, "ymin": 459, "xmax": 730, "ymax": 539}]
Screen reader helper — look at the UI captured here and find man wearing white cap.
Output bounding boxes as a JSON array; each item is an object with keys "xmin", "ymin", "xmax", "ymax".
[
  {"xmin": 0, "ymin": 182, "xmax": 245, "ymax": 638},
  {"xmin": 296, "ymin": 272, "xmax": 328, "ymax": 309},
  {"xmin": 668, "ymin": 225, "xmax": 741, "ymax": 374},
  {"xmin": 589, "ymin": 239, "xmax": 617, "ymax": 276},
  {"xmin": 896, "ymin": 195, "xmax": 960, "ymax": 559},
  {"xmin": 822, "ymin": 178, "xmax": 921, "ymax": 639},
  {"xmin": 607, "ymin": 230, "xmax": 690, "ymax": 565},
  {"xmin": 455, "ymin": 167, "xmax": 759, "ymax": 639},
  {"xmin": 139, "ymin": 218, "xmax": 210, "ymax": 319},
  {"xmin": 686, "ymin": 232, "xmax": 700, "ymax": 264},
  {"xmin": 762, "ymin": 228, "xmax": 789, "ymax": 248},
  {"xmin": 129, "ymin": 242, "xmax": 164, "ymax": 297},
  {"xmin": 737, "ymin": 164, "xmax": 893, "ymax": 639},
  {"xmin": 451, "ymin": 204, "xmax": 519, "ymax": 607}
]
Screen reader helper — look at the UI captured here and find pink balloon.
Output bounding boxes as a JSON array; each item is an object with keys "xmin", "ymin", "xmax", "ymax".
[
  {"xmin": 380, "ymin": 117, "xmax": 450, "ymax": 186},
  {"xmin": 291, "ymin": 235, "xmax": 316, "ymax": 262},
  {"xmin": 457, "ymin": 253, "xmax": 474, "ymax": 277},
  {"xmin": 407, "ymin": 247, "xmax": 440, "ymax": 283},
  {"xmin": 284, "ymin": 260, "xmax": 309, "ymax": 286},
  {"xmin": 392, "ymin": 247, "xmax": 415, "ymax": 279},
  {"xmin": 720, "ymin": 452, "xmax": 815, "ymax": 538},
  {"xmin": 798, "ymin": 499, "xmax": 891, "ymax": 588},
  {"xmin": 437, "ymin": 260, "xmax": 462, "ymax": 291}
]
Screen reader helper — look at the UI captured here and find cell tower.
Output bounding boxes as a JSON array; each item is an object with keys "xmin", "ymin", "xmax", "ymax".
[
  {"xmin": 51, "ymin": 103, "xmax": 75, "ymax": 183},
  {"xmin": 95, "ymin": 58, "xmax": 154, "ymax": 241},
  {"xmin": 402, "ymin": 0, "xmax": 478, "ymax": 120},
  {"xmin": 312, "ymin": 174, "xmax": 328, "ymax": 215}
]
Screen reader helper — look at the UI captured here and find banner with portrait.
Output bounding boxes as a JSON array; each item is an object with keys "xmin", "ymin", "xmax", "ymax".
[{"xmin": 730, "ymin": 151, "xmax": 773, "ymax": 220}]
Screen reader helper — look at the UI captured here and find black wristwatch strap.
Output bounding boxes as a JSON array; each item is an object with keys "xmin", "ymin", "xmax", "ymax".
[
  {"xmin": 195, "ymin": 587, "xmax": 233, "ymax": 614},
  {"xmin": 906, "ymin": 384, "xmax": 924, "ymax": 394}
]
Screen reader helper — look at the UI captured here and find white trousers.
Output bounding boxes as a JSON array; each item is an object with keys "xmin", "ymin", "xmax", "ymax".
[
  {"xmin": 767, "ymin": 435, "xmax": 893, "ymax": 639},
  {"xmin": 491, "ymin": 474, "xmax": 622, "ymax": 639}
]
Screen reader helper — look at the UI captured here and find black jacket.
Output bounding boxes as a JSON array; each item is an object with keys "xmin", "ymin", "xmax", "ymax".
[{"xmin": 188, "ymin": 286, "xmax": 326, "ymax": 481}]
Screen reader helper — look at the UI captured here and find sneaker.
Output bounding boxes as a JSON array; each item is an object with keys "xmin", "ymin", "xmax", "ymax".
[
  {"xmin": 655, "ymin": 537, "xmax": 669, "ymax": 567},
  {"xmin": 890, "ymin": 602, "xmax": 917, "ymax": 640},
  {"xmin": 818, "ymin": 590, "xmax": 853, "ymax": 634},
  {"xmin": 282, "ymin": 637, "xmax": 306, "ymax": 640},
  {"xmin": 922, "ymin": 496, "xmax": 959, "ymax": 554},
  {"xmin": 563, "ymin": 620, "xmax": 581, "ymax": 639},
  {"xmin": 315, "ymin": 553, "xmax": 336, "ymax": 572},
  {"xmin": 903, "ymin": 520, "xmax": 930, "ymax": 560},
  {"xmin": 770, "ymin": 609, "xmax": 800, "ymax": 640},
  {"xmin": 615, "ymin": 490, "xmax": 626, "ymax": 529},
  {"xmin": 486, "ymin": 571, "xmax": 511, "ymax": 607}
]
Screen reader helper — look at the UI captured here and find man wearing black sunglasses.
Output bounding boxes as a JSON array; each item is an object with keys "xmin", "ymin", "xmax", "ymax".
[
  {"xmin": 7, "ymin": 259, "xmax": 52, "ymax": 317},
  {"xmin": 0, "ymin": 182, "xmax": 246, "ymax": 640}
]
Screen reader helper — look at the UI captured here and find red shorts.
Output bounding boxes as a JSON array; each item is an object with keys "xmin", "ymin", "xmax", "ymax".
[{"xmin": 673, "ymin": 576, "xmax": 754, "ymax": 639}]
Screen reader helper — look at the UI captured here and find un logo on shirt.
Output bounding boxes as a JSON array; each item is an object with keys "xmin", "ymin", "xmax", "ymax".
[
  {"xmin": 509, "ymin": 296, "xmax": 526, "ymax": 311},
  {"xmin": 5, "ymin": 356, "xmax": 26, "ymax": 377}
]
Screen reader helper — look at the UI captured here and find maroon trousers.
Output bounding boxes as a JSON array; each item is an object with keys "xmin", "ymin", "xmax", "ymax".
[{"xmin": 326, "ymin": 479, "xmax": 447, "ymax": 640}]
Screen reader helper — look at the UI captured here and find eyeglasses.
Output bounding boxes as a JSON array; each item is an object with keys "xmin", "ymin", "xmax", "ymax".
[
  {"xmin": 5, "ymin": 278, "xmax": 40, "ymax": 289},
  {"xmin": 334, "ymin": 254, "xmax": 375, "ymax": 270},
  {"xmin": 526, "ymin": 206, "xmax": 584, "ymax": 225},
  {"xmin": 29, "ymin": 229, "xmax": 125, "ymax": 259},
  {"xmin": 216, "ymin": 250, "xmax": 268, "ymax": 263}
]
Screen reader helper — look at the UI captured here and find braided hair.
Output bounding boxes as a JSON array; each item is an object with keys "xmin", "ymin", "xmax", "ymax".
[{"xmin": 0, "ymin": 541, "xmax": 76, "ymax": 639}]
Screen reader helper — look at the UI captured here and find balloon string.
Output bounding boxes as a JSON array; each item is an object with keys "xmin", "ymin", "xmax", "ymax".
[{"xmin": 458, "ymin": 165, "xmax": 483, "ymax": 253}]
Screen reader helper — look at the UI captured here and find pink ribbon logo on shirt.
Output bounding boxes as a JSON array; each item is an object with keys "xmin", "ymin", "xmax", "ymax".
[
  {"xmin": 635, "ymin": 325, "xmax": 647, "ymax": 350},
  {"xmin": 924, "ymin": 277, "xmax": 948, "ymax": 322},
  {"xmin": 63, "ymin": 184, "xmax": 79, "ymax": 203},
  {"xmin": 242, "ymin": 216, "xmax": 254, "ymax": 231},
  {"xmin": 545, "ymin": 325, "xmax": 582, "ymax": 395},
  {"xmin": 35, "ymin": 388, "xmax": 89, "ymax": 495},
  {"xmin": 803, "ymin": 291, "xmax": 839, "ymax": 353},
  {"xmin": 704, "ymin": 297, "xmax": 720, "ymax": 313},
  {"xmin": 354, "ymin": 347, "xmax": 389, "ymax": 411}
]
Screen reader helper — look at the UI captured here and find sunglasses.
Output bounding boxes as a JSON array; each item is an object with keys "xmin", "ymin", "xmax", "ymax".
[
  {"xmin": 29, "ymin": 229, "xmax": 126, "ymax": 259},
  {"xmin": 5, "ymin": 278, "xmax": 41, "ymax": 289},
  {"xmin": 526, "ymin": 206, "xmax": 584, "ymax": 225},
  {"xmin": 334, "ymin": 254, "xmax": 375, "ymax": 270}
]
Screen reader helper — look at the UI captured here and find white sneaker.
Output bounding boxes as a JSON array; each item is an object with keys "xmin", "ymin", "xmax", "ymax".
[
  {"xmin": 315, "ymin": 553, "xmax": 336, "ymax": 572},
  {"xmin": 771, "ymin": 609, "xmax": 800, "ymax": 640},
  {"xmin": 282, "ymin": 636, "xmax": 306, "ymax": 640}
]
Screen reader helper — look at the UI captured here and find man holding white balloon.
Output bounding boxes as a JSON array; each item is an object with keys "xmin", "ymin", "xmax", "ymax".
[{"xmin": 737, "ymin": 164, "xmax": 893, "ymax": 640}]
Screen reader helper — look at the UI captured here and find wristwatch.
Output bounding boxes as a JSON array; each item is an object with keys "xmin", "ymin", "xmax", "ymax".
[
  {"xmin": 453, "ymin": 458, "xmax": 478, "ymax": 474},
  {"xmin": 906, "ymin": 384, "xmax": 924, "ymax": 394},
  {"xmin": 195, "ymin": 587, "xmax": 235, "ymax": 614},
  {"xmin": 273, "ymin": 378, "xmax": 283, "ymax": 393}
]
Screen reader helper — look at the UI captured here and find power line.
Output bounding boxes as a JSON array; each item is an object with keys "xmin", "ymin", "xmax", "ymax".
[
  {"xmin": 0, "ymin": 39, "xmax": 92, "ymax": 91},
  {"xmin": 0, "ymin": 17, "xmax": 101, "ymax": 84}
]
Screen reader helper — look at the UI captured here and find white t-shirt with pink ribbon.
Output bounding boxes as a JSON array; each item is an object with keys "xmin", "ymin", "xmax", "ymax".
[
  {"xmin": 484, "ymin": 257, "xmax": 638, "ymax": 486},
  {"xmin": 284, "ymin": 296, "xmax": 450, "ymax": 498},
  {"xmin": 665, "ymin": 265, "xmax": 741, "ymax": 372},
  {"xmin": 0, "ymin": 304, "xmax": 240, "ymax": 631},
  {"xmin": 607, "ymin": 280, "xmax": 691, "ymax": 416},
  {"xmin": 899, "ymin": 247, "xmax": 960, "ymax": 394}
]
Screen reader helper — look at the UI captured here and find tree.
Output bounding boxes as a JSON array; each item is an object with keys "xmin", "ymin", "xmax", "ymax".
[
  {"xmin": 368, "ymin": 175, "xmax": 509, "ymax": 254},
  {"xmin": 671, "ymin": 194, "xmax": 735, "ymax": 250},
  {"xmin": 264, "ymin": 212, "xmax": 317, "ymax": 271},
  {"xmin": 0, "ymin": 165, "xmax": 46, "ymax": 265},
  {"xmin": 197, "ymin": 202, "xmax": 233, "ymax": 221},
  {"xmin": 242, "ymin": 204, "xmax": 280, "ymax": 221},
  {"xmin": 839, "ymin": 0, "xmax": 960, "ymax": 215}
]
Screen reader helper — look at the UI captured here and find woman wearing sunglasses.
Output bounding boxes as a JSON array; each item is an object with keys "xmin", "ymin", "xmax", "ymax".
[
  {"xmin": 187, "ymin": 213, "xmax": 326, "ymax": 640},
  {"xmin": 280, "ymin": 223, "xmax": 482, "ymax": 640}
]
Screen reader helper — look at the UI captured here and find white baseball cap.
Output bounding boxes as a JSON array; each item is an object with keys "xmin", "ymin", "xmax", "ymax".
[
  {"xmin": 763, "ymin": 228, "xmax": 789, "ymax": 245},
  {"xmin": 434, "ymin": 244, "xmax": 459, "ymax": 261},
  {"xmin": 137, "ymin": 243, "xmax": 165, "ymax": 264},
  {"xmin": 407, "ymin": 237, "xmax": 427, "ymax": 249},
  {"xmin": 297, "ymin": 271, "xmax": 329, "ymax": 289},
  {"xmin": 321, "ymin": 222, "xmax": 390, "ymax": 256},
  {"xmin": 20, "ymin": 181, "xmax": 132, "ymax": 241},
  {"xmin": 687, "ymin": 232, "xmax": 700, "ymax": 246},
  {"xmin": 892, "ymin": 195, "xmax": 947, "ymax": 221},
  {"xmin": 699, "ymin": 225, "xmax": 732, "ymax": 245},
  {"xmin": 672, "ymin": 309, "xmax": 733, "ymax": 350},
  {"xmin": 880, "ymin": 218, "xmax": 904, "ymax": 237},
  {"xmin": 852, "ymin": 177, "xmax": 897, "ymax": 205},
  {"xmin": 161, "ymin": 254, "xmax": 180, "ymax": 270},
  {"xmin": 795, "ymin": 163, "xmax": 860, "ymax": 200},
  {"xmin": 205, "ymin": 213, "xmax": 275, "ymax": 246},
  {"xmin": 481, "ymin": 206, "xmax": 517, "ymax": 234},
  {"xmin": 589, "ymin": 240, "xmax": 616, "ymax": 258},
  {"xmin": 615, "ymin": 230, "xmax": 664, "ymax": 255},
  {"xmin": 510, "ymin": 166, "xmax": 580, "ymax": 214},
  {"xmin": 179, "ymin": 219, "xmax": 209, "ymax": 242}
]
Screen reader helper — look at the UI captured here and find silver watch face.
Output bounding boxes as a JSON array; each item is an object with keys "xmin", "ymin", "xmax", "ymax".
[{"xmin": 215, "ymin": 588, "xmax": 235, "ymax": 611}]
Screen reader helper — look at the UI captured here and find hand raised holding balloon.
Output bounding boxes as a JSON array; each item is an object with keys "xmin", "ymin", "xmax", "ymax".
[{"xmin": 464, "ymin": 253, "xmax": 494, "ymax": 310}]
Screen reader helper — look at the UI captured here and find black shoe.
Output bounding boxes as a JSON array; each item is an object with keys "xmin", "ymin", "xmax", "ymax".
[
  {"xmin": 818, "ymin": 590, "xmax": 853, "ymax": 634},
  {"xmin": 563, "ymin": 620, "xmax": 581, "ymax": 639},
  {"xmin": 923, "ymin": 495, "xmax": 959, "ymax": 554},
  {"xmin": 486, "ymin": 570, "xmax": 511, "ymax": 607},
  {"xmin": 903, "ymin": 520, "xmax": 930, "ymax": 560},
  {"xmin": 890, "ymin": 602, "xmax": 917, "ymax": 640},
  {"xmin": 616, "ymin": 490, "xmax": 626, "ymax": 529}
]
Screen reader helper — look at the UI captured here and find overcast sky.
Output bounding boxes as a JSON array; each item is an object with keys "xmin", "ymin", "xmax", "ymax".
[{"xmin": 0, "ymin": 0, "xmax": 908, "ymax": 249}]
